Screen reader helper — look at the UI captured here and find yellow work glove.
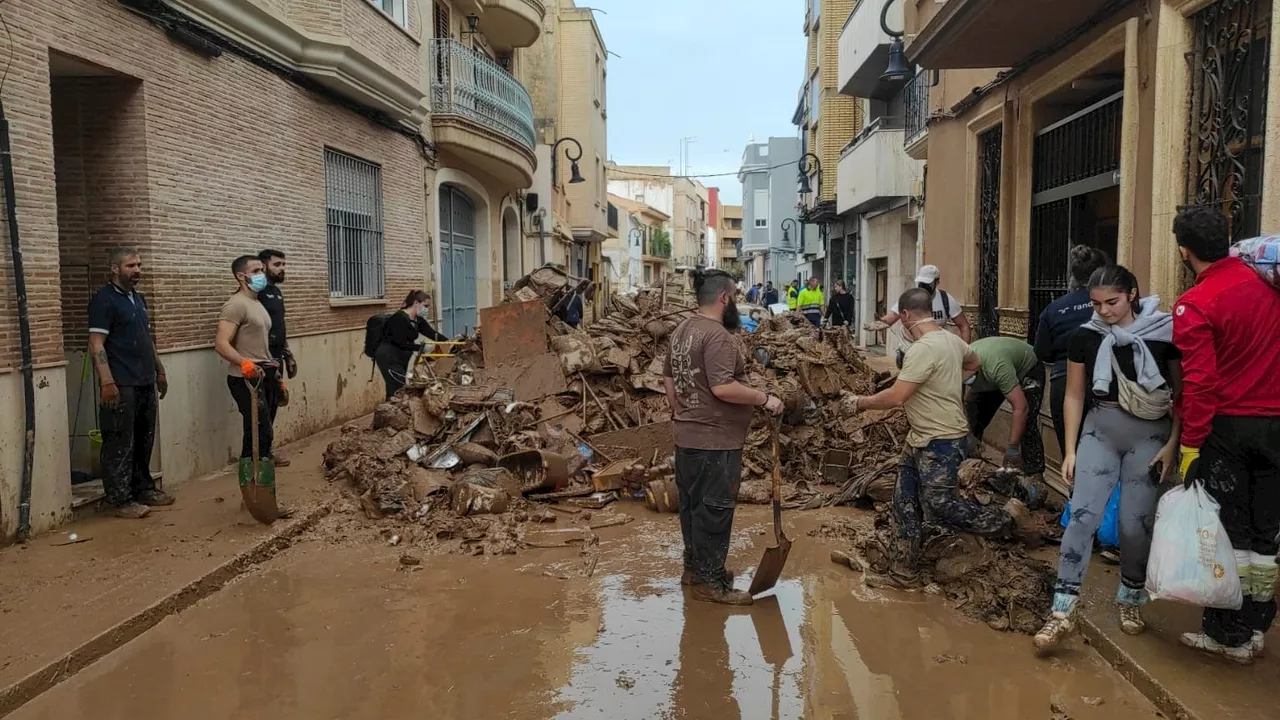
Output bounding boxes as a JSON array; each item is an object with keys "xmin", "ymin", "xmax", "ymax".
[{"xmin": 1179, "ymin": 446, "xmax": 1201, "ymax": 484}]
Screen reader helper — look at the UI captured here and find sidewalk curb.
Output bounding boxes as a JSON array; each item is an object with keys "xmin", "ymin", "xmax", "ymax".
[
  {"xmin": 1077, "ymin": 614, "xmax": 1201, "ymax": 720},
  {"xmin": 0, "ymin": 502, "xmax": 332, "ymax": 718}
]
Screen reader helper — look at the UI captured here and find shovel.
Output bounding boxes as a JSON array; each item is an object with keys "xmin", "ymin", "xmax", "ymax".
[
  {"xmin": 748, "ymin": 415, "xmax": 792, "ymax": 597},
  {"xmin": 237, "ymin": 367, "xmax": 281, "ymax": 524}
]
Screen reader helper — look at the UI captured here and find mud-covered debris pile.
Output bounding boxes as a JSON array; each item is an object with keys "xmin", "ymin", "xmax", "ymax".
[{"xmin": 820, "ymin": 459, "xmax": 1057, "ymax": 634}]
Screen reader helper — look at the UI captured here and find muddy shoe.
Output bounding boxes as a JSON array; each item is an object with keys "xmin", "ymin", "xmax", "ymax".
[
  {"xmin": 1180, "ymin": 632, "xmax": 1253, "ymax": 664},
  {"xmin": 1251, "ymin": 631, "xmax": 1266, "ymax": 656},
  {"xmin": 1118, "ymin": 605, "xmax": 1146, "ymax": 636},
  {"xmin": 113, "ymin": 503, "xmax": 152, "ymax": 519},
  {"xmin": 1033, "ymin": 612, "xmax": 1077, "ymax": 652},
  {"xmin": 681, "ymin": 569, "xmax": 735, "ymax": 586},
  {"xmin": 864, "ymin": 570, "xmax": 924, "ymax": 591},
  {"xmin": 691, "ymin": 582, "xmax": 753, "ymax": 606},
  {"xmin": 1005, "ymin": 499, "xmax": 1042, "ymax": 548},
  {"xmin": 136, "ymin": 490, "xmax": 175, "ymax": 507}
]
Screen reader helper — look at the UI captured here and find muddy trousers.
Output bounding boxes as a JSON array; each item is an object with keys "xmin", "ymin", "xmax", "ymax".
[
  {"xmin": 227, "ymin": 374, "xmax": 275, "ymax": 460},
  {"xmin": 1052, "ymin": 405, "xmax": 1168, "ymax": 614},
  {"xmin": 674, "ymin": 447, "xmax": 743, "ymax": 586},
  {"xmin": 966, "ymin": 372, "xmax": 1046, "ymax": 475},
  {"xmin": 893, "ymin": 437, "xmax": 1014, "ymax": 572},
  {"xmin": 99, "ymin": 385, "xmax": 159, "ymax": 507},
  {"xmin": 1196, "ymin": 415, "xmax": 1280, "ymax": 648}
]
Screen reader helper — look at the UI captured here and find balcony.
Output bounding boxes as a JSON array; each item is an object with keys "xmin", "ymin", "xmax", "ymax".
[
  {"xmin": 479, "ymin": 0, "xmax": 546, "ymax": 49},
  {"xmin": 908, "ymin": 0, "xmax": 1117, "ymax": 69},
  {"xmin": 838, "ymin": 0, "xmax": 904, "ymax": 100},
  {"xmin": 903, "ymin": 70, "xmax": 930, "ymax": 159},
  {"xmin": 430, "ymin": 39, "xmax": 536, "ymax": 189},
  {"xmin": 837, "ymin": 117, "xmax": 921, "ymax": 214}
]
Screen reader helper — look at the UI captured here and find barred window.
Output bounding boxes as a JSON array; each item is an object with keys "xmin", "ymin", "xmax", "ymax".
[{"xmin": 325, "ymin": 149, "xmax": 385, "ymax": 300}]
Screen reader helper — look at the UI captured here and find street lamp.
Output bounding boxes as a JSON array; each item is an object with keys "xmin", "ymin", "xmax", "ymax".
[
  {"xmin": 780, "ymin": 218, "xmax": 798, "ymax": 246},
  {"xmin": 797, "ymin": 153, "xmax": 822, "ymax": 197},
  {"xmin": 629, "ymin": 227, "xmax": 644, "ymax": 249},
  {"xmin": 878, "ymin": 0, "xmax": 914, "ymax": 84},
  {"xmin": 551, "ymin": 137, "xmax": 586, "ymax": 186}
]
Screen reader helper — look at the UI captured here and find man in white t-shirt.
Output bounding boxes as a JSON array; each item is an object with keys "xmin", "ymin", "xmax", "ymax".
[{"xmin": 864, "ymin": 264, "xmax": 972, "ymax": 367}]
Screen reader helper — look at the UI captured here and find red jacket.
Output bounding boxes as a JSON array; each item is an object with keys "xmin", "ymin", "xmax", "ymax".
[{"xmin": 1174, "ymin": 257, "xmax": 1280, "ymax": 448}]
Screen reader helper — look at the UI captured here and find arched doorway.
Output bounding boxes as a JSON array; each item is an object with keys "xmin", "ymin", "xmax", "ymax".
[
  {"xmin": 502, "ymin": 207, "xmax": 521, "ymax": 286},
  {"xmin": 440, "ymin": 185, "xmax": 478, "ymax": 337}
]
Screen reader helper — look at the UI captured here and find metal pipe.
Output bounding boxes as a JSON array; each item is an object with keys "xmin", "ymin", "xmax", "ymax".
[{"xmin": 1, "ymin": 99, "xmax": 37, "ymax": 541}]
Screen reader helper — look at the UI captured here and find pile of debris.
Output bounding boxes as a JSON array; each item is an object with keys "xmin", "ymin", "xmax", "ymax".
[
  {"xmin": 821, "ymin": 458, "xmax": 1058, "ymax": 635},
  {"xmin": 320, "ymin": 265, "xmax": 907, "ymax": 554}
]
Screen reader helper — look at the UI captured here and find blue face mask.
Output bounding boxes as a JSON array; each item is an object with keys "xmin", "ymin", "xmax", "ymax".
[
  {"xmin": 247, "ymin": 273, "xmax": 268, "ymax": 293},
  {"xmin": 418, "ymin": 306, "xmax": 430, "ymax": 319}
]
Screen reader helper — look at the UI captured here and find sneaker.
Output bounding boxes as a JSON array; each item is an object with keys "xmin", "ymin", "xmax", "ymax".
[
  {"xmin": 1033, "ymin": 611, "xmax": 1077, "ymax": 652},
  {"xmin": 864, "ymin": 570, "xmax": 924, "ymax": 591},
  {"xmin": 1179, "ymin": 632, "xmax": 1254, "ymax": 664},
  {"xmin": 680, "ymin": 568, "xmax": 734, "ymax": 586},
  {"xmin": 1119, "ymin": 604, "xmax": 1146, "ymax": 636},
  {"xmin": 1251, "ymin": 631, "xmax": 1266, "ymax": 656},
  {"xmin": 272, "ymin": 457, "xmax": 291, "ymax": 468},
  {"xmin": 113, "ymin": 503, "xmax": 152, "ymax": 519},
  {"xmin": 691, "ymin": 582, "xmax": 754, "ymax": 606},
  {"xmin": 136, "ymin": 490, "xmax": 175, "ymax": 507},
  {"xmin": 1005, "ymin": 499, "xmax": 1043, "ymax": 548}
]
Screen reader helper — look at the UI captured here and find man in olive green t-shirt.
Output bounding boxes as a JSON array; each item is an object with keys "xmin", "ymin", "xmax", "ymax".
[
  {"xmin": 967, "ymin": 336, "xmax": 1045, "ymax": 480},
  {"xmin": 845, "ymin": 289, "xmax": 1037, "ymax": 589}
]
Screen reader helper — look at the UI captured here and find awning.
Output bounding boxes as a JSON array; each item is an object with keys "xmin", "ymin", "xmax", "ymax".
[{"xmin": 907, "ymin": 0, "xmax": 1125, "ymax": 69}]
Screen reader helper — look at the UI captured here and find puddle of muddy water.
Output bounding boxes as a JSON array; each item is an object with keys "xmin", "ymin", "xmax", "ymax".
[{"xmin": 9, "ymin": 507, "xmax": 1160, "ymax": 720}]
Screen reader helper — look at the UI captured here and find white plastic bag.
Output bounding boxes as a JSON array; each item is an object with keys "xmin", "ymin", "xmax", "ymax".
[{"xmin": 1145, "ymin": 483, "xmax": 1242, "ymax": 609}]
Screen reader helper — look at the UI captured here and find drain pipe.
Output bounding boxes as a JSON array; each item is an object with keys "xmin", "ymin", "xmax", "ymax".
[{"xmin": 0, "ymin": 100, "xmax": 36, "ymax": 541}]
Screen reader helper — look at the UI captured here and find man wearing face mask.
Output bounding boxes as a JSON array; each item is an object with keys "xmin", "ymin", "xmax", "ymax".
[
  {"xmin": 256, "ymin": 249, "xmax": 293, "ymax": 466},
  {"xmin": 864, "ymin": 265, "xmax": 971, "ymax": 367},
  {"xmin": 664, "ymin": 269, "xmax": 784, "ymax": 606},
  {"xmin": 214, "ymin": 255, "xmax": 277, "ymax": 468},
  {"xmin": 845, "ymin": 288, "xmax": 1038, "ymax": 590}
]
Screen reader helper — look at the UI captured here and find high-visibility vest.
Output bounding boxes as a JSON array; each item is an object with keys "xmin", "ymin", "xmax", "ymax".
[
  {"xmin": 786, "ymin": 287, "xmax": 798, "ymax": 310},
  {"xmin": 797, "ymin": 288, "xmax": 824, "ymax": 315}
]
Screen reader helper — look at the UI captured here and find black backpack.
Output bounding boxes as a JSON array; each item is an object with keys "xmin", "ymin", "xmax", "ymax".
[{"xmin": 363, "ymin": 312, "xmax": 393, "ymax": 359}]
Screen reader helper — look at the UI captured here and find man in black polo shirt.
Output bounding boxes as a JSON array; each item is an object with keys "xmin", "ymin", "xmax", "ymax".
[
  {"xmin": 88, "ymin": 247, "xmax": 174, "ymax": 519},
  {"xmin": 257, "ymin": 249, "xmax": 294, "ymax": 467}
]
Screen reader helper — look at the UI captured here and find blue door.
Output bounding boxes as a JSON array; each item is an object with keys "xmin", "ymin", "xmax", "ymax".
[{"xmin": 440, "ymin": 186, "xmax": 478, "ymax": 337}]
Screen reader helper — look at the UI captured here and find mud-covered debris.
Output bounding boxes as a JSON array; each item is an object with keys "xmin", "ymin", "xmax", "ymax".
[
  {"xmin": 450, "ymin": 482, "xmax": 510, "ymax": 516},
  {"xmin": 453, "ymin": 442, "xmax": 499, "ymax": 466},
  {"xmin": 399, "ymin": 553, "xmax": 422, "ymax": 566}
]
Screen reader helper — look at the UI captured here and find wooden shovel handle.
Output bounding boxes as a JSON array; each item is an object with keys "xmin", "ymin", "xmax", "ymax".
[{"xmin": 767, "ymin": 414, "xmax": 783, "ymax": 537}]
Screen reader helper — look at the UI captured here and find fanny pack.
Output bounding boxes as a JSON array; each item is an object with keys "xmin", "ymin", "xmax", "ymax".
[{"xmin": 1109, "ymin": 354, "xmax": 1172, "ymax": 420}]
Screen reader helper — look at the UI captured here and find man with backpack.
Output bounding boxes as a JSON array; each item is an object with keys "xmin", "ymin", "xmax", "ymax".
[
  {"xmin": 1171, "ymin": 207, "xmax": 1280, "ymax": 664},
  {"xmin": 864, "ymin": 265, "xmax": 972, "ymax": 368}
]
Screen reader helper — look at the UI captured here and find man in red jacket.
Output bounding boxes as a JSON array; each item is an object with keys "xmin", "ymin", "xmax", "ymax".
[{"xmin": 1172, "ymin": 206, "xmax": 1280, "ymax": 664}]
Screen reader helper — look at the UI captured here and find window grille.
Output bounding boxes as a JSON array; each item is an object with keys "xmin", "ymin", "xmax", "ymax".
[{"xmin": 325, "ymin": 149, "xmax": 385, "ymax": 299}]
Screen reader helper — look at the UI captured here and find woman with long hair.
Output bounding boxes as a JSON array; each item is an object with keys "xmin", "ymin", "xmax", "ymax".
[
  {"xmin": 375, "ymin": 290, "xmax": 447, "ymax": 399},
  {"xmin": 1034, "ymin": 265, "xmax": 1182, "ymax": 651}
]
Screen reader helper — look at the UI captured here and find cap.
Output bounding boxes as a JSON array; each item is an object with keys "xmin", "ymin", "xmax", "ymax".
[{"xmin": 914, "ymin": 265, "xmax": 941, "ymax": 285}]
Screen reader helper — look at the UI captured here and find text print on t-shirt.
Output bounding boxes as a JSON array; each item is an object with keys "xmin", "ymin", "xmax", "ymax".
[{"xmin": 669, "ymin": 333, "xmax": 701, "ymax": 406}]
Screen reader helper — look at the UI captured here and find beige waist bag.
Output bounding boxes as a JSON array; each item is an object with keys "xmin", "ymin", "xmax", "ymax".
[{"xmin": 1110, "ymin": 354, "xmax": 1172, "ymax": 420}]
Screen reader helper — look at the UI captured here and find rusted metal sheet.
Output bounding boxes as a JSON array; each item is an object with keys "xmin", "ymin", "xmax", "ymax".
[{"xmin": 479, "ymin": 300, "xmax": 550, "ymax": 367}]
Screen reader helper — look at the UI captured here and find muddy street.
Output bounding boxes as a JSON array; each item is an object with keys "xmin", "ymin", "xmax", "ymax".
[{"xmin": 9, "ymin": 506, "xmax": 1157, "ymax": 720}]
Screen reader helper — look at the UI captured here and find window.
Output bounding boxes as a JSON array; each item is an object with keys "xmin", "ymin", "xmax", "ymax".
[
  {"xmin": 594, "ymin": 54, "xmax": 603, "ymax": 106},
  {"xmin": 368, "ymin": 0, "xmax": 407, "ymax": 27},
  {"xmin": 753, "ymin": 189, "xmax": 769, "ymax": 228},
  {"xmin": 325, "ymin": 149, "xmax": 385, "ymax": 299},
  {"xmin": 759, "ymin": 145, "xmax": 769, "ymax": 157},
  {"xmin": 434, "ymin": 1, "xmax": 450, "ymax": 38}
]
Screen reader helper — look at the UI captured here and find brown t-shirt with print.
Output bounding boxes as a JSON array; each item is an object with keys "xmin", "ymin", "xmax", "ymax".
[{"xmin": 662, "ymin": 315, "xmax": 753, "ymax": 450}]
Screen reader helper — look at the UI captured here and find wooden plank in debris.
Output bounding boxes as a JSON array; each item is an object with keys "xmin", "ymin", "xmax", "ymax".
[
  {"xmin": 588, "ymin": 420, "xmax": 674, "ymax": 457},
  {"xmin": 479, "ymin": 301, "xmax": 550, "ymax": 367}
]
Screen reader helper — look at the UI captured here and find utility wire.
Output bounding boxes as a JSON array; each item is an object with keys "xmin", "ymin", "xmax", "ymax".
[
  {"xmin": 0, "ymin": 0, "xmax": 13, "ymax": 97},
  {"xmin": 611, "ymin": 158, "xmax": 805, "ymax": 181}
]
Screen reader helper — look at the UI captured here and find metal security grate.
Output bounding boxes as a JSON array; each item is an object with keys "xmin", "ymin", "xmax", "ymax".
[
  {"xmin": 1033, "ymin": 93, "xmax": 1122, "ymax": 194},
  {"xmin": 904, "ymin": 71, "xmax": 930, "ymax": 147},
  {"xmin": 1186, "ymin": 0, "xmax": 1271, "ymax": 247},
  {"xmin": 977, "ymin": 126, "xmax": 1002, "ymax": 339},
  {"xmin": 430, "ymin": 39, "xmax": 536, "ymax": 151},
  {"xmin": 325, "ymin": 149, "xmax": 385, "ymax": 299},
  {"xmin": 1028, "ymin": 199, "xmax": 1072, "ymax": 343}
]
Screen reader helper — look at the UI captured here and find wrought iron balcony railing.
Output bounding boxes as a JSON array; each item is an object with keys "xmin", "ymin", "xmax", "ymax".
[
  {"xmin": 904, "ymin": 71, "xmax": 930, "ymax": 147},
  {"xmin": 430, "ymin": 39, "xmax": 535, "ymax": 151}
]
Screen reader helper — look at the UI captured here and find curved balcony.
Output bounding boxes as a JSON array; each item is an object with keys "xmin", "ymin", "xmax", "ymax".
[
  {"xmin": 480, "ymin": 0, "xmax": 546, "ymax": 49},
  {"xmin": 430, "ymin": 39, "xmax": 536, "ymax": 189}
]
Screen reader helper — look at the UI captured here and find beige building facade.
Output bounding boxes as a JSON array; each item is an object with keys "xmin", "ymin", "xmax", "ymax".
[
  {"xmin": 907, "ymin": 0, "xmax": 1276, "ymax": 476},
  {"xmin": 608, "ymin": 165, "xmax": 708, "ymax": 268},
  {"xmin": 0, "ymin": 0, "xmax": 549, "ymax": 540},
  {"xmin": 719, "ymin": 204, "xmax": 745, "ymax": 273}
]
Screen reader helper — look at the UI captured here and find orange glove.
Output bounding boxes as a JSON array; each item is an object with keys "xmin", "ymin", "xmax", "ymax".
[{"xmin": 240, "ymin": 360, "xmax": 260, "ymax": 379}]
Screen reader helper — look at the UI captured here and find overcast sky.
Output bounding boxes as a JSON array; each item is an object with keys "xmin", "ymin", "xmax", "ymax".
[{"xmin": 590, "ymin": 0, "xmax": 805, "ymax": 206}]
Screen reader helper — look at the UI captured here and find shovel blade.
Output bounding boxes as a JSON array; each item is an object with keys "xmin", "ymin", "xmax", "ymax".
[
  {"xmin": 241, "ymin": 485, "xmax": 281, "ymax": 525},
  {"xmin": 748, "ymin": 533, "xmax": 793, "ymax": 597}
]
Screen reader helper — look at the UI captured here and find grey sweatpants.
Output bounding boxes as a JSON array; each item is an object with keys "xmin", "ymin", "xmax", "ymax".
[{"xmin": 1053, "ymin": 404, "xmax": 1170, "ymax": 611}]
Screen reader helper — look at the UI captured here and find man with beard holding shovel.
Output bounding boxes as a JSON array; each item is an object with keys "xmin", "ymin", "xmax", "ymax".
[
  {"xmin": 664, "ymin": 269, "xmax": 784, "ymax": 605},
  {"xmin": 843, "ymin": 288, "xmax": 1039, "ymax": 590}
]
